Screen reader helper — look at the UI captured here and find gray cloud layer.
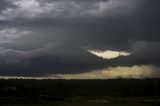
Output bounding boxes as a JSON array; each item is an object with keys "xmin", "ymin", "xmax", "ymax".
[{"xmin": 0, "ymin": 0, "xmax": 160, "ymax": 77}]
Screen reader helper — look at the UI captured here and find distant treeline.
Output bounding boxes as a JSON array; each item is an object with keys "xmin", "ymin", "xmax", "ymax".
[{"xmin": 0, "ymin": 78, "xmax": 159, "ymax": 98}]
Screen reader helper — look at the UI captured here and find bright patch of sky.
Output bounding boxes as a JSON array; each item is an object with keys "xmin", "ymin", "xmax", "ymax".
[{"xmin": 89, "ymin": 50, "xmax": 130, "ymax": 59}]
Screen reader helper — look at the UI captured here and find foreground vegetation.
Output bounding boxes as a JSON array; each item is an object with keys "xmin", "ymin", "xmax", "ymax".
[
  {"xmin": 0, "ymin": 78, "xmax": 160, "ymax": 106},
  {"xmin": 1, "ymin": 97, "xmax": 160, "ymax": 106}
]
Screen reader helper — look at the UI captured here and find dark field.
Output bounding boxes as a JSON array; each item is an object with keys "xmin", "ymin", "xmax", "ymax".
[
  {"xmin": 0, "ymin": 79, "xmax": 160, "ymax": 106},
  {"xmin": 1, "ymin": 97, "xmax": 160, "ymax": 106}
]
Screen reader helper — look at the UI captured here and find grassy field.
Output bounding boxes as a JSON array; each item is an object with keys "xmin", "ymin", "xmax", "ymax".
[
  {"xmin": 1, "ymin": 102, "xmax": 158, "ymax": 106},
  {"xmin": 60, "ymin": 102, "xmax": 158, "ymax": 106},
  {"xmin": 1, "ymin": 97, "xmax": 160, "ymax": 106},
  {"xmin": 1, "ymin": 79, "xmax": 160, "ymax": 106}
]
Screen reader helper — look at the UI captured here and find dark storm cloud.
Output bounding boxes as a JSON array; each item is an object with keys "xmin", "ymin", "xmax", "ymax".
[
  {"xmin": 129, "ymin": 0, "xmax": 160, "ymax": 43},
  {"xmin": 110, "ymin": 42, "xmax": 160, "ymax": 67},
  {"xmin": 0, "ymin": 0, "xmax": 110, "ymax": 20},
  {"xmin": 0, "ymin": 0, "xmax": 160, "ymax": 77},
  {"xmin": 0, "ymin": 45, "xmax": 107, "ymax": 76},
  {"xmin": 0, "ymin": 0, "xmax": 14, "ymax": 10}
]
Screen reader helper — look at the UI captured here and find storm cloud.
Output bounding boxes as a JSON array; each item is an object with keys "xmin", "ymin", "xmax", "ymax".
[{"xmin": 0, "ymin": 0, "xmax": 160, "ymax": 77}]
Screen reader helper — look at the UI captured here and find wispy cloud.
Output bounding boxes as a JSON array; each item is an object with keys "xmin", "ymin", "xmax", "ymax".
[
  {"xmin": 0, "ymin": 0, "xmax": 139, "ymax": 20},
  {"xmin": 0, "ymin": 28, "xmax": 31, "ymax": 43}
]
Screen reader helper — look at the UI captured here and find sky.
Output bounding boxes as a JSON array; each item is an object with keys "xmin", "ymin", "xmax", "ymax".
[{"xmin": 0, "ymin": 0, "xmax": 160, "ymax": 79}]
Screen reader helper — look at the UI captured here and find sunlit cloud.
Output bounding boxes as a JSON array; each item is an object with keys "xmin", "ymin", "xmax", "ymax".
[
  {"xmin": 88, "ymin": 50, "xmax": 130, "ymax": 59},
  {"xmin": 0, "ymin": 65, "xmax": 159, "ymax": 79},
  {"xmin": 50, "ymin": 65, "xmax": 160, "ymax": 79}
]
